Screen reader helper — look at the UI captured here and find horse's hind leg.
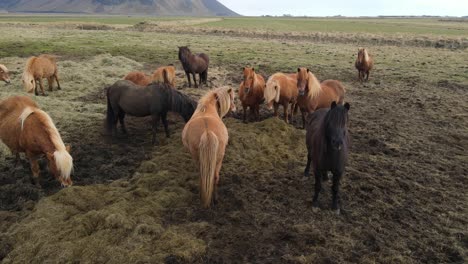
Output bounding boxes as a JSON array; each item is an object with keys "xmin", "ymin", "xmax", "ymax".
[
  {"xmin": 365, "ymin": 70, "xmax": 370, "ymax": 81},
  {"xmin": 331, "ymin": 171, "xmax": 343, "ymax": 213},
  {"xmin": 151, "ymin": 114, "xmax": 161, "ymax": 145},
  {"xmin": 161, "ymin": 112, "xmax": 170, "ymax": 138},
  {"xmin": 304, "ymin": 150, "xmax": 312, "ymax": 177},
  {"xmin": 192, "ymin": 73, "xmax": 198, "ymax": 88},
  {"xmin": 118, "ymin": 111, "xmax": 127, "ymax": 134},
  {"xmin": 38, "ymin": 78, "xmax": 46, "ymax": 96},
  {"xmin": 312, "ymin": 169, "xmax": 323, "ymax": 207},
  {"xmin": 47, "ymin": 77, "xmax": 54, "ymax": 91},
  {"xmin": 54, "ymin": 73, "xmax": 62, "ymax": 90}
]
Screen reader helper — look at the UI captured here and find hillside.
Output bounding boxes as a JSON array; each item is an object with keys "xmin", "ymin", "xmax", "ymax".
[{"xmin": 0, "ymin": 0, "xmax": 239, "ymax": 16}]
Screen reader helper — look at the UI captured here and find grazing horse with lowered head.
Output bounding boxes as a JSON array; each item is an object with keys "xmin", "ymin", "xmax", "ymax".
[
  {"xmin": 178, "ymin": 46, "xmax": 209, "ymax": 88},
  {"xmin": 124, "ymin": 71, "xmax": 153, "ymax": 86},
  {"xmin": 0, "ymin": 96, "xmax": 73, "ymax": 187},
  {"xmin": 182, "ymin": 86, "xmax": 236, "ymax": 208},
  {"xmin": 296, "ymin": 68, "xmax": 346, "ymax": 128},
  {"xmin": 264, "ymin": 72, "xmax": 298, "ymax": 124},
  {"xmin": 153, "ymin": 65, "xmax": 177, "ymax": 88},
  {"xmin": 0, "ymin": 64, "xmax": 11, "ymax": 84},
  {"xmin": 105, "ymin": 80, "xmax": 197, "ymax": 145},
  {"xmin": 355, "ymin": 47, "xmax": 374, "ymax": 82},
  {"xmin": 22, "ymin": 54, "xmax": 61, "ymax": 96},
  {"xmin": 304, "ymin": 101, "xmax": 350, "ymax": 214},
  {"xmin": 239, "ymin": 67, "xmax": 265, "ymax": 122}
]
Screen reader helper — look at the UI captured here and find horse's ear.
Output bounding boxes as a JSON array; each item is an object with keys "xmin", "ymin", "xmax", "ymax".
[
  {"xmin": 66, "ymin": 144, "xmax": 72, "ymax": 153},
  {"xmin": 306, "ymin": 68, "xmax": 310, "ymax": 73},
  {"xmin": 297, "ymin": 68, "xmax": 300, "ymax": 72},
  {"xmin": 252, "ymin": 67, "xmax": 255, "ymax": 72},
  {"xmin": 227, "ymin": 88, "xmax": 232, "ymax": 94},
  {"xmin": 330, "ymin": 101, "xmax": 337, "ymax": 109},
  {"xmin": 344, "ymin": 102, "xmax": 350, "ymax": 111}
]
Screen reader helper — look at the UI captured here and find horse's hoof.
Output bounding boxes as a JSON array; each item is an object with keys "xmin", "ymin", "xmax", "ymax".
[
  {"xmin": 334, "ymin": 209, "xmax": 341, "ymax": 215},
  {"xmin": 304, "ymin": 171, "xmax": 309, "ymax": 177},
  {"xmin": 57, "ymin": 87, "xmax": 62, "ymax": 90},
  {"xmin": 312, "ymin": 200, "xmax": 319, "ymax": 208}
]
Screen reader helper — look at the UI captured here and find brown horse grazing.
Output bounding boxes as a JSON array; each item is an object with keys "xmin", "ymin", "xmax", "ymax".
[
  {"xmin": 182, "ymin": 87, "xmax": 236, "ymax": 208},
  {"xmin": 22, "ymin": 54, "xmax": 61, "ymax": 96},
  {"xmin": 152, "ymin": 65, "xmax": 176, "ymax": 88},
  {"xmin": 264, "ymin": 72, "xmax": 298, "ymax": 124},
  {"xmin": 124, "ymin": 71, "xmax": 153, "ymax": 86},
  {"xmin": 0, "ymin": 96, "xmax": 73, "ymax": 187},
  {"xmin": 178, "ymin": 46, "xmax": 209, "ymax": 88},
  {"xmin": 0, "ymin": 64, "xmax": 11, "ymax": 84},
  {"xmin": 238, "ymin": 67, "xmax": 266, "ymax": 122},
  {"xmin": 296, "ymin": 68, "xmax": 346, "ymax": 128},
  {"xmin": 355, "ymin": 48, "xmax": 374, "ymax": 82}
]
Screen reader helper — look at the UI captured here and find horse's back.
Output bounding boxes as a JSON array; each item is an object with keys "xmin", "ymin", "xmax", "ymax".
[
  {"xmin": 320, "ymin": 80, "xmax": 345, "ymax": 105},
  {"xmin": 30, "ymin": 55, "xmax": 57, "ymax": 76},
  {"xmin": 280, "ymin": 73, "xmax": 298, "ymax": 99},
  {"xmin": 198, "ymin": 53, "xmax": 210, "ymax": 65},
  {"xmin": 124, "ymin": 71, "xmax": 152, "ymax": 86},
  {"xmin": 183, "ymin": 115, "xmax": 227, "ymax": 156}
]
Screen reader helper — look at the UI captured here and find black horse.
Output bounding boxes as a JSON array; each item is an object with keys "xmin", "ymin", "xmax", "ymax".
[
  {"xmin": 105, "ymin": 80, "xmax": 197, "ymax": 145},
  {"xmin": 304, "ymin": 101, "xmax": 350, "ymax": 213},
  {"xmin": 178, "ymin": 46, "xmax": 209, "ymax": 88}
]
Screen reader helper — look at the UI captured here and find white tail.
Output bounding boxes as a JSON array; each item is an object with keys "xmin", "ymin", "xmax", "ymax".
[{"xmin": 199, "ymin": 131, "xmax": 219, "ymax": 208}]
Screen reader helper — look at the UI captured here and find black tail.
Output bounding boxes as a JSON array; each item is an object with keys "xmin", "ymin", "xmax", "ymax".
[{"xmin": 105, "ymin": 87, "xmax": 115, "ymax": 135}]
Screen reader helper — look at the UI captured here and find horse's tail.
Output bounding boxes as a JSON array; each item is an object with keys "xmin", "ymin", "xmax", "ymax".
[
  {"xmin": 199, "ymin": 131, "xmax": 219, "ymax": 208},
  {"xmin": 105, "ymin": 86, "xmax": 115, "ymax": 134}
]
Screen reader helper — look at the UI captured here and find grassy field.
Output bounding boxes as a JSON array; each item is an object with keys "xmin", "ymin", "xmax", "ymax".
[{"xmin": 0, "ymin": 16, "xmax": 467, "ymax": 263}]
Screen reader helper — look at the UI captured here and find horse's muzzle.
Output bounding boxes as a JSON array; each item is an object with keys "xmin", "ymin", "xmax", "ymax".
[
  {"xmin": 298, "ymin": 90, "xmax": 305, "ymax": 96},
  {"xmin": 244, "ymin": 87, "xmax": 250, "ymax": 93}
]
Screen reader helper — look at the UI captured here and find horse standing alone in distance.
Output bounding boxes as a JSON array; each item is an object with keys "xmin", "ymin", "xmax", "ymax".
[
  {"xmin": 355, "ymin": 47, "xmax": 374, "ymax": 82},
  {"xmin": 264, "ymin": 72, "xmax": 298, "ymax": 124},
  {"xmin": 178, "ymin": 46, "xmax": 209, "ymax": 88},
  {"xmin": 182, "ymin": 87, "xmax": 236, "ymax": 208},
  {"xmin": 238, "ymin": 67, "xmax": 265, "ymax": 122},
  {"xmin": 304, "ymin": 101, "xmax": 350, "ymax": 214},
  {"xmin": 0, "ymin": 96, "xmax": 73, "ymax": 187},
  {"xmin": 296, "ymin": 68, "xmax": 346, "ymax": 128},
  {"xmin": 22, "ymin": 54, "xmax": 61, "ymax": 96},
  {"xmin": 0, "ymin": 64, "xmax": 11, "ymax": 84},
  {"xmin": 105, "ymin": 80, "xmax": 197, "ymax": 145}
]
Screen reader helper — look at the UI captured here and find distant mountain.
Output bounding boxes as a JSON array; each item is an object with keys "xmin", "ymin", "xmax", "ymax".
[{"xmin": 0, "ymin": 0, "xmax": 239, "ymax": 16}]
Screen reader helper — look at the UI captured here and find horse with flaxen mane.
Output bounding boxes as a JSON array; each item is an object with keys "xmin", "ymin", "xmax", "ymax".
[
  {"xmin": 178, "ymin": 46, "xmax": 209, "ymax": 88},
  {"xmin": 152, "ymin": 65, "xmax": 176, "ymax": 88},
  {"xmin": 304, "ymin": 101, "xmax": 350, "ymax": 214},
  {"xmin": 124, "ymin": 71, "xmax": 153, "ymax": 86},
  {"xmin": 182, "ymin": 86, "xmax": 236, "ymax": 208},
  {"xmin": 355, "ymin": 47, "xmax": 374, "ymax": 82},
  {"xmin": 22, "ymin": 54, "xmax": 61, "ymax": 96},
  {"xmin": 0, "ymin": 64, "xmax": 11, "ymax": 84},
  {"xmin": 264, "ymin": 72, "xmax": 298, "ymax": 124},
  {"xmin": 0, "ymin": 96, "xmax": 73, "ymax": 187},
  {"xmin": 296, "ymin": 68, "xmax": 346, "ymax": 128},
  {"xmin": 105, "ymin": 80, "xmax": 196, "ymax": 145},
  {"xmin": 239, "ymin": 67, "xmax": 265, "ymax": 122}
]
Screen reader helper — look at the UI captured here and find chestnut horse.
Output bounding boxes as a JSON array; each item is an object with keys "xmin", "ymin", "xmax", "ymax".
[
  {"xmin": 264, "ymin": 72, "xmax": 298, "ymax": 124},
  {"xmin": 238, "ymin": 67, "xmax": 265, "ymax": 122},
  {"xmin": 182, "ymin": 87, "xmax": 236, "ymax": 208},
  {"xmin": 355, "ymin": 48, "xmax": 374, "ymax": 82},
  {"xmin": 0, "ymin": 64, "xmax": 11, "ymax": 84},
  {"xmin": 304, "ymin": 101, "xmax": 350, "ymax": 214},
  {"xmin": 178, "ymin": 46, "xmax": 209, "ymax": 88},
  {"xmin": 153, "ymin": 65, "xmax": 176, "ymax": 88},
  {"xmin": 124, "ymin": 71, "xmax": 152, "ymax": 86},
  {"xmin": 22, "ymin": 54, "xmax": 61, "ymax": 96},
  {"xmin": 296, "ymin": 68, "xmax": 346, "ymax": 128},
  {"xmin": 0, "ymin": 96, "xmax": 73, "ymax": 187}
]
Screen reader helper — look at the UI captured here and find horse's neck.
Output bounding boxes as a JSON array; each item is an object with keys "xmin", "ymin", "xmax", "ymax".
[{"xmin": 197, "ymin": 101, "xmax": 218, "ymax": 116}]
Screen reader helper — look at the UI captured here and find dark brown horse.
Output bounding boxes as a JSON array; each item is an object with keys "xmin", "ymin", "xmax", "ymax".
[
  {"xmin": 304, "ymin": 101, "xmax": 350, "ymax": 214},
  {"xmin": 178, "ymin": 46, "xmax": 209, "ymax": 88},
  {"xmin": 105, "ymin": 80, "xmax": 197, "ymax": 145}
]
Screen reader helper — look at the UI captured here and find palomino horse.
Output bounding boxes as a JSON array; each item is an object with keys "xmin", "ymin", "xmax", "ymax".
[
  {"xmin": 22, "ymin": 54, "xmax": 61, "ymax": 96},
  {"xmin": 182, "ymin": 86, "xmax": 236, "ymax": 208},
  {"xmin": 178, "ymin": 46, "xmax": 209, "ymax": 88},
  {"xmin": 124, "ymin": 71, "xmax": 153, "ymax": 86},
  {"xmin": 239, "ymin": 67, "xmax": 265, "ymax": 122},
  {"xmin": 355, "ymin": 48, "xmax": 374, "ymax": 82},
  {"xmin": 296, "ymin": 68, "xmax": 346, "ymax": 128},
  {"xmin": 264, "ymin": 72, "xmax": 298, "ymax": 124},
  {"xmin": 106, "ymin": 80, "xmax": 197, "ymax": 145},
  {"xmin": 0, "ymin": 96, "xmax": 73, "ymax": 187},
  {"xmin": 153, "ymin": 65, "xmax": 176, "ymax": 88},
  {"xmin": 0, "ymin": 64, "xmax": 11, "ymax": 84},
  {"xmin": 304, "ymin": 101, "xmax": 350, "ymax": 214}
]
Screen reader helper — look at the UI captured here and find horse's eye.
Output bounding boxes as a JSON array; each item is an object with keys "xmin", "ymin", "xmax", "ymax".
[{"xmin": 31, "ymin": 80, "xmax": 34, "ymax": 83}]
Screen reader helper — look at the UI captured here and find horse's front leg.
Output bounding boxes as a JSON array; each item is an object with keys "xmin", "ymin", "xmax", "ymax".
[
  {"xmin": 273, "ymin": 102, "xmax": 279, "ymax": 118},
  {"xmin": 38, "ymin": 78, "xmax": 47, "ymax": 96},
  {"xmin": 255, "ymin": 104, "xmax": 260, "ymax": 121},
  {"xmin": 161, "ymin": 112, "xmax": 170, "ymax": 138},
  {"xmin": 47, "ymin": 77, "xmax": 54, "ymax": 91},
  {"xmin": 312, "ymin": 169, "xmax": 322, "ymax": 207},
  {"xmin": 185, "ymin": 71, "xmax": 192, "ymax": 88},
  {"xmin": 304, "ymin": 150, "xmax": 312, "ymax": 177},
  {"xmin": 151, "ymin": 114, "xmax": 161, "ymax": 145},
  {"xmin": 366, "ymin": 70, "xmax": 370, "ymax": 81},
  {"xmin": 118, "ymin": 111, "xmax": 127, "ymax": 135},
  {"xmin": 331, "ymin": 170, "xmax": 343, "ymax": 214},
  {"xmin": 192, "ymin": 73, "xmax": 198, "ymax": 88},
  {"xmin": 27, "ymin": 153, "xmax": 40, "ymax": 187},
  {"xmin": 242, "ymin": 104, "xmax": 247, "ymax": 123},
  {"xmin": 283, "ymin": 103, "xmax": 289, "ymax": 123},
  {"xmin": 301, "ymin": 109, "xmax": 307, "ymax": 129}
]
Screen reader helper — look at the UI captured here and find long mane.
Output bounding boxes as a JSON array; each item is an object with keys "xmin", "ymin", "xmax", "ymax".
[
  {"xmin": 196, "ymin": 86, "xmax": 232, "ymax": 118},
  {"xmin": 22, "ymin": 57, "xmax": 37, "ymax": 91},
  {"xmin": 265, "ymin": 73, "xmax": 281, "ymax": 103},
  {"xmin": 171, "ymin": 88, "xmax": 197, "ymax": 116},
  {"xmin": 363, "ymin": 48, "xmax": 369, "ymax": 63},
  {"xmin": 306, "ymin": 71, "xmax": 322, "ymax": 100}
]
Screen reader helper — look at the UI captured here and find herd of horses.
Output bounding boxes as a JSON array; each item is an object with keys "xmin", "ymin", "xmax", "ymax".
[{"xmin": 0, "ymin": 46, "xmax": 374, "ymax": 213}]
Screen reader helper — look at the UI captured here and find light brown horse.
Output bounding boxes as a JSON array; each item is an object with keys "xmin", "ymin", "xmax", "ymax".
[
  {"xmin": 296, "ymin": 68, "xmax": 346, "ymax": 128},
  {"xmin": 182, "ymin": 86, "xmax": 236, "ymax": 208},
  {"xmin": 355, "ymin": 48, "xmax": 374, "ymax": 81},
  {"xmin": 22, "ymin": 54, "xmax": 61, "ymax": 96},
  {"xmin": 124, "ymin": 71, "xmax": 152, "ymax": 86},
  {"xmin": 152, "ymin": 65, "xmax": 176, "ymax": 88},
  {"xmin": 0, "ymin": 64, "xmax": 11, "ymax": 84},
  {"xmin": 0, "ymin": 96, "xmax": 73, "ymax": 187},
  {"xmin": 264, "ymin": 72, "xmax": 298, "ymax": 124},
  {"xmin": 238, "ymin": 67, "xmax": 266, "ymax": 122}
]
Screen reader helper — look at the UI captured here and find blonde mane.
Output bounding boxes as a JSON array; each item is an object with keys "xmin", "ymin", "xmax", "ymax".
[
  {"xmin": 265, "ymin": 73, "xmax": 282, "ymax": 103},
  {"xmin": 363, "ymin": 48, "xmax": 369, "ymax": 62},
  {"xmin": 0, "ymin": 64, "xmax": 8, "ymax": 72},
  {"xmin": 22, "ymin": 57, "xmax": 37, "ymax": 92},
  {"xmin": 306, "ymin": 71, "xmax": 322, "ymax": 100},
  {"xmin": 19, "ymin": 107, "xmax": 73, "ymax": 181},
  {"xmin": 196, "ymin": 86, "xmax": 233, "ymax": 118}
]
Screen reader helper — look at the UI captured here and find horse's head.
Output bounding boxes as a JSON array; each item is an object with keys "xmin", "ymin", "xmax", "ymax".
[
  {"xmin": 242, "ymin": 67, "xmax": 256, "ymax": 94},
  {"xmin": 297, "ymin": 67, "xmax": 310, "ymax": 96},
  {"xmin": 264, "ymin": 76, "xmax": 280, "ymax": 110},
  {"xmin": 0, "ymin": 64, "xmax": 11, "ymax": 84},
  {"xmin": 325, "ymin": 102, "xmax": 350, "ymax": 152},
  {"xmin": 228, "ymin": 87, "xmax": 237, "ymax": 113},
  {"xmin": 46, "ymin": 145, "xmax": 73, "ymax": 187},
  {"xmin": 178, "ymin": 46, "xmax": 190, "ymax": 58},
  {"xmin": 22, "ymin": 71, "xmax": 35, "ymax": 93},
  {"xmin": 357, "ymin": 48, "xmax": 367, "ymax": 63},
  {"xmin": 214, "ymin": 87, "xmax": 236, "ymax": 117}
]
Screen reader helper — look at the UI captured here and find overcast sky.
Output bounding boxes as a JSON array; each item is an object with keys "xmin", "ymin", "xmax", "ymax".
[{"xmin": 218, "ymin": 0, "xmax": 468, "ymax": 17}]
